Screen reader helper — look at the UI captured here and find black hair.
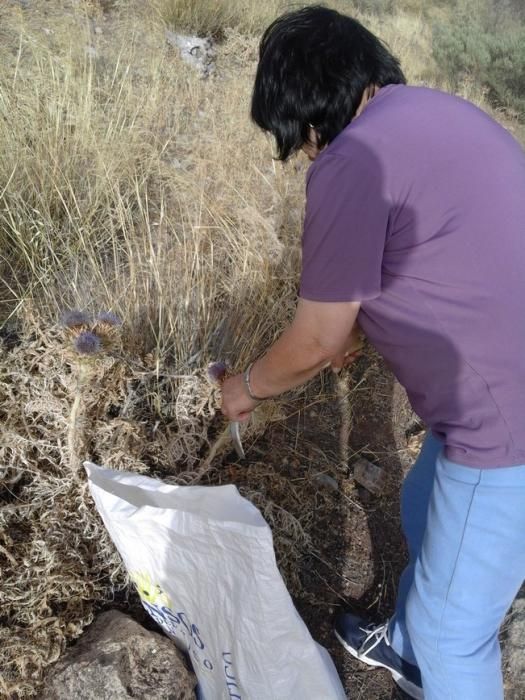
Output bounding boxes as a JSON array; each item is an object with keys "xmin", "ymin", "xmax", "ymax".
[{"xmin": 251, "ymin": 5, "xmax": 406, "ymax": 160}]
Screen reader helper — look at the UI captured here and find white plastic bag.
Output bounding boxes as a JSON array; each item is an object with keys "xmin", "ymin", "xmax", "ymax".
[{"xmin": 85, "ymin": 462, "xmax": 346, "ymax": 700}]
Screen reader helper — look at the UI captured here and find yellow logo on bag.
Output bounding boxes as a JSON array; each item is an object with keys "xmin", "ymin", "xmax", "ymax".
[
  {"xmin": 129, "ymin": 571, "xmax": 216, "ymax": 675},
  {"xmin": 130, "ymin": 571, "xmax": 172, "ymax": 607}
]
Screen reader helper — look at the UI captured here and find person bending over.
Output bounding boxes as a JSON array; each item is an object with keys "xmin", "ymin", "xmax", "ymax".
[{"xmin": 221, "ymin": 6, "xmax": 525, "ymax": 699}]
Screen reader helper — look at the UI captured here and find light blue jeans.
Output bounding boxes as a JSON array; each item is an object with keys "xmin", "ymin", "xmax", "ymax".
[{"xmin": 389, "ymin": 433, "xmax": 525, "ymax": 700}]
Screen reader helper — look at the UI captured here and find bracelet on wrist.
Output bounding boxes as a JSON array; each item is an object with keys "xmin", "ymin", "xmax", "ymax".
[{"xmin": 243, "ymin": 362, "xmax": 269, "ymax": 402}]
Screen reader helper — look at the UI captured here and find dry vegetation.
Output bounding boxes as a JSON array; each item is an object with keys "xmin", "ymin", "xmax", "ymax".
[{"xmin": 0, "ymin": 0, "xmax": 523, "ymax": 697}]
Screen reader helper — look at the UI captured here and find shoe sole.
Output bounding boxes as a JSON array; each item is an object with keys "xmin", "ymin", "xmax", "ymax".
[{"xmin": 334, "ymin": 629, "xmax": 424, "ymax": 700}]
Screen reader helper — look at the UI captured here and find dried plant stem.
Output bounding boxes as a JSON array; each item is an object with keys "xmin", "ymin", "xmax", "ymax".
[
  {"xmin": 191, "ymin": 423, "xmax": 232, "ymax": 482},
  {"xmin": 68, "ymin": 363, "xmax": 90, "ymax": 475},
  {"xmin": 336, "ymin": 370, "xmax": 352, "ymax": 469}
]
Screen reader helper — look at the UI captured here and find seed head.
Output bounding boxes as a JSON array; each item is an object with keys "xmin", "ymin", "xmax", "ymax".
[
  {"xmin": 74, "ymin": 331, "xmax": 102, "ymax": 356},
  {"xmin": 207, "ymin": 361, "xmax": 228, "ymax": 383},
  {"xmin": 61, "ymin": 309, "xmax": 90, "ymax": 329},
  {"xmin": 95, "ymin": 311, "xmax": 122, "ymax": 327}
]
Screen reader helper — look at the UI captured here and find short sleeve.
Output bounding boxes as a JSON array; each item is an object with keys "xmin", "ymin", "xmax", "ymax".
[{"xmin": 299, "ymin": 149, "xmax": 390, "ymax": 302}]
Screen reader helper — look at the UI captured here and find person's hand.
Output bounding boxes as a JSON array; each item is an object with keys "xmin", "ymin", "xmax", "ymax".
[
  {"xmin": 221, "ymin": 373, "xmax": 260, "ymax": 422},
  {"xmin": 330, "ymin": 325, "xmax": 365, "ymax": 372}
]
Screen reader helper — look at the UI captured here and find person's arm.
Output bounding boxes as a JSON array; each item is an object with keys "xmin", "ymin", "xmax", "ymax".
[{"xmin": 221, "ymin": 298, "xmax": 360, "ymax": 421}]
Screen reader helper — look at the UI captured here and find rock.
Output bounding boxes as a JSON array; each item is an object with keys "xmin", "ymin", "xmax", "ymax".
[
  {"xmin": 166, "ymin": 31, "xmax": 215, "ymax": 78},
  {"xmin": 39, "ymin": 610, "xmax": 197, "ymax": 700},
  {"xmin": 352, "ymin": 457, "xmax": 387, "ymax": 495},
  {"xmin": 313, "ymin": 472, "xmax": 339, "ymax": 491},
  {"xmin": 504, "ymin": 592, "xmax": 525, "ymax": 690}
]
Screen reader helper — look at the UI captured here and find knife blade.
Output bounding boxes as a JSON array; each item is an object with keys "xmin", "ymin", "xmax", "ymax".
[{"xmin": 229, "ymin": 420, "xmax": 245, "ymax": 460}]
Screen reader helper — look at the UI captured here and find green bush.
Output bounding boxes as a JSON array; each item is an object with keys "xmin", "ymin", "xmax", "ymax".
[
  {"xmin": 432, "ymin": 11, "xmax": 525, "ymax": 118},
  {"xmin": 486, "ymin": 0, "xmax": 525, "ymax": 26},
  {"xmin": 432, "ymin": 17, "xmax": 490, "ymax": 77},
  {"xmin": 486, "ymin": 31, "xmax": 525, "ymax": 116}
]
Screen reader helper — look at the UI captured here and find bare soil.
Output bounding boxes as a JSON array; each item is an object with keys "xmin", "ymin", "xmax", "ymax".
[{"xmin": 268, "ymin": 350, "xmax": 419, "ymax": 700}]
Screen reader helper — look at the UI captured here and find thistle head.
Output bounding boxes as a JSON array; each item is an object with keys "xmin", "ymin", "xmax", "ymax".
[
  {"xmin": 74, "ymin": 331, "xmax": 102, "ymax": 356},
  {"xmin": 60, "ymin": 309, "xmax": 90, "ymax": 331},
  {"xmin": 207, "ymin": 361, "xmax": 228, "ymax": 384},
  {"xmin": 95, "ymin": 311, "xmax": 122, "ymax": 327},
  {"xmin": 93, "ymin": 311, "xmax": 123, "ymax": 340}
]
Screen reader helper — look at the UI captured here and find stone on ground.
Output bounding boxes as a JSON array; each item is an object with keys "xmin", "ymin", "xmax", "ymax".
[
  {"xmin": 504, "ymin": 592, "xmax": 525, "ymax": 698},
  {"xmin": 39, "ymin": 610, "xmax": 197, "ymax": 700}
]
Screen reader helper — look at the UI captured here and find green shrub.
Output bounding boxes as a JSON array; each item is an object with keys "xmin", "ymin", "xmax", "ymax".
[
  {"xmin": 486, "ymin": 31, "xmax": 525, "ymax": 116},
  {"xmin": 432, "ymin": 9, "xmax": 525, "ymax": 118},
  {"xmin": 486, "ymin": 0, "xmax": 525, "ymax": 26}
]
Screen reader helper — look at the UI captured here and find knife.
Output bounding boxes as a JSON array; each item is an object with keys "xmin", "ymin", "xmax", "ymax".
[
  {"xmin": 208, "ymin": 361, "xmax": 246, "ymax": 460},
  {"xmin": 229, "ymin": 420, "xmax": 245, "ymax": 460}
]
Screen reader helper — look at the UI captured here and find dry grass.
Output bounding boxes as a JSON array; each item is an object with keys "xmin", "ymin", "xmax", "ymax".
[
  {"xmin": 0, "ymin": 0, "xmax": 523, "ymax": 697},
  {"xmin": 0, "ymin": 2, "xmax": 305, "ymax": 695},
  {"xmin": 157, "ymin": 0, "xmax": 284, "ymax": 36},
  {"xmin": 0, "ymin": 3, "xmax": 301, "ymax": 355}
]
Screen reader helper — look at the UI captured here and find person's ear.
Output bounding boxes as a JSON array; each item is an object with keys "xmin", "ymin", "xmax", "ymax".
[
  {"xmin": 306, "ymin": 124, "xmax": 319, "ymax": 145},
  {"xmin": 354, "ymin": 84, "xmax": 380, "ymax": 119}
]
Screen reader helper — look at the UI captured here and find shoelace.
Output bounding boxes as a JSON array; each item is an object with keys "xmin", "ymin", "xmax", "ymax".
[{"xmin": 357, "ymin": 622, "xmax": 390, "ymax": 658}]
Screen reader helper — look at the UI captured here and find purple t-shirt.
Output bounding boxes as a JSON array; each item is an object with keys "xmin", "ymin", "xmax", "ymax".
[{"xmin": 300, "ymin": 85, "xmax": 525, "ymax": 468}]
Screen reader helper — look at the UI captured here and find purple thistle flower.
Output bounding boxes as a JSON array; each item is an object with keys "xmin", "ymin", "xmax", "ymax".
[
  {"xmin": 95, "ymin": 311, "xmax": 122, "ymax": 327},
  {"xmin": 60, "ymin": 309, "xmax": 90, "ymax": 328},
  {"xmin": 74, "ymin": 331, "xmax": 102, "ymax": 356},
  {"xmin": 207, "ymin": 361, "xmax": 228, "ymax": 383}
]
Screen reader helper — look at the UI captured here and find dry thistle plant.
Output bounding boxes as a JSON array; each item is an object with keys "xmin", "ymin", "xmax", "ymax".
[
  {"xmin": 61, "ymin": 309, "xmax": 123, "ymax": 473},
  {"xmin": 0, "ymin": 305, "xmax": 279, "ymax": 697}
]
